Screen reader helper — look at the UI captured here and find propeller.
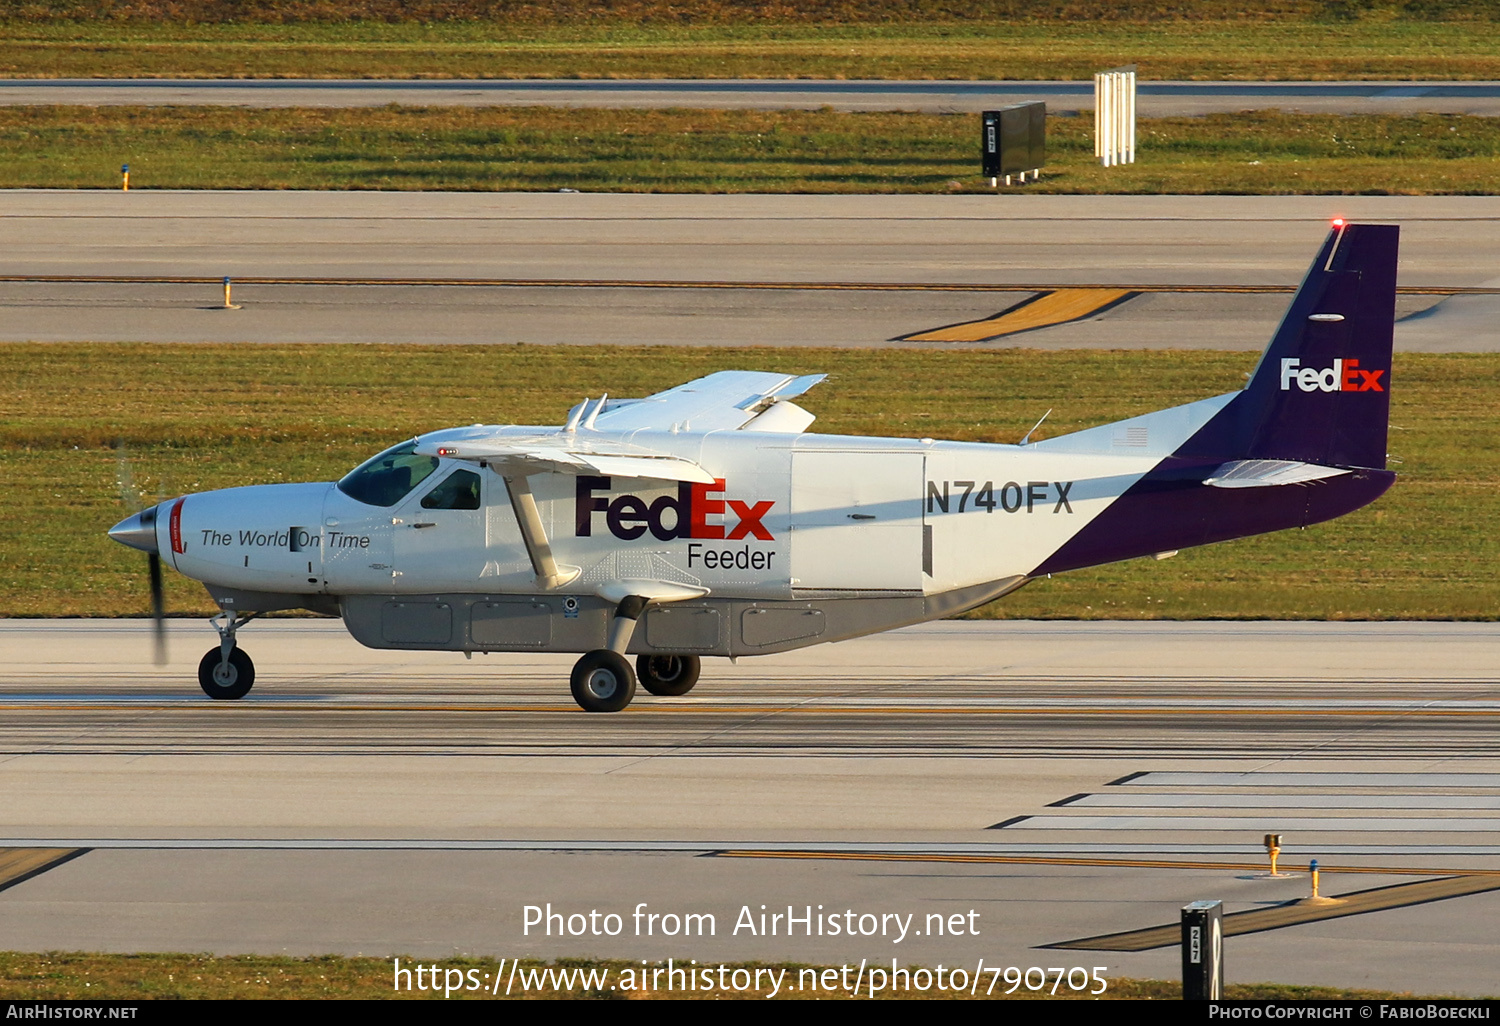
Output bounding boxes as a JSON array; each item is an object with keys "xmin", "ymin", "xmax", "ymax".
[
  {"xmin": 148, "ymin": 550, "xmax": 166, "ymax": 666},
  {"xmin": 114, "ymin": 443, "xmax": 168, "ymax": 666}
]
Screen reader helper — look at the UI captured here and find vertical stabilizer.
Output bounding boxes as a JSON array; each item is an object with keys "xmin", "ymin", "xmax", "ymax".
[
  {"xmin": 1187, "ymin": 222, "xmax": 1398, "ymax": 470},
  {"xmin": 1031, "ymin": 222, "xmax": 1399, "ymax": 576}
]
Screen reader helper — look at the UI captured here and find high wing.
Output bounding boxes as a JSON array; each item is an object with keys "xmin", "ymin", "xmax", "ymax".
[
  {"xmin": 591, "ymin": 370, "xmax": 826, "ymax": 433},
  {"xmin": 413, "ymin": 434, "xmax": 718, "ymax": 483},
  {"xmin": 413, "ymin": 370, "xmax": 828, "ymax": 483}
]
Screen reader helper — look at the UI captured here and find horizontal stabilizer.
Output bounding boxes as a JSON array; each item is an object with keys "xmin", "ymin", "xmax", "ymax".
[{"xmin": 1203, "ymin": 459, "xmax": 1352, "ymax": 489}]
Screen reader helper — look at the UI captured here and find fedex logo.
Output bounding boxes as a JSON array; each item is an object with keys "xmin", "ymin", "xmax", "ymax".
[
  {"xmin": 575, "ymin": 476, "xmax": 775, "ymax": 542},
  {"xmin": 1279, "ymin": 358, "xmax": 1385, "ymax": 393}
]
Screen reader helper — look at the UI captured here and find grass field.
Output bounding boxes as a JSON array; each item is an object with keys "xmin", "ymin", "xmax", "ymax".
[
  {"xmin": 2, "ymin": 10, "xmax": 1499, "ymax": 81},
  {"xmin": 0, "ymin": 951, "xmax": 1456, "ymax": 1000},
  {"xmin": 3, "ymin": 343, "xmax": 1494, "ymax": 621},
  {"xmin": 5, "ymin": 106, "xmax": 1500, "ymax": 194}
]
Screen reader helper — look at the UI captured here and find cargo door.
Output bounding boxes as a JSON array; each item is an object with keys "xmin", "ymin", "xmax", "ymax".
[{"xmin": 789, "ymin": 451, "xmax": 923, "ymax": 592}]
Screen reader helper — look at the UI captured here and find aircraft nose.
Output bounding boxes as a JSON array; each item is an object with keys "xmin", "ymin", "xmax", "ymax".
[{"xmin": 109, "ymin": 505, "xmax": 160, "ymax": 554}]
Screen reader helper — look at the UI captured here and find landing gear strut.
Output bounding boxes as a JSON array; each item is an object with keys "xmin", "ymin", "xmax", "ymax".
[
  {"xmin": 197, "ymin": 610, "xmax": 260, "ymax": 700},
  {"xmin": 568, "ymin": 595, "xmax": 650, "ymax": 712},
  {"xmin": 566, "ymin": 597, "xmax": 705, "ymax": 711}
]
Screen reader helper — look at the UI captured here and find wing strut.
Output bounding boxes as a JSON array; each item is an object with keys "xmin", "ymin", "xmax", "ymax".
[{"xmin": 500, "ymin": 472, "xmax": 580, "ymax": 590}]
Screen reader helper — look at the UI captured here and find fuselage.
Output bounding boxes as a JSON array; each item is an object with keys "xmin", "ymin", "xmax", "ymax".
[{"xmin": 144, "ymin": 400, "xmax": 1225, "ymax": 607}]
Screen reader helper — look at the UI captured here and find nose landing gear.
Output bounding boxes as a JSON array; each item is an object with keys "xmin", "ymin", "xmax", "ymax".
[{"xmin": 197, "ymin": 610, "xmax": 261, "ymax": 700}]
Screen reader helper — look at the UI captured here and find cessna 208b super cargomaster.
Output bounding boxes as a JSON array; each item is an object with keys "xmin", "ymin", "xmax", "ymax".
[{"xmin": 110, "ymin": 222, "xmax": 1398, "ymax": 712}]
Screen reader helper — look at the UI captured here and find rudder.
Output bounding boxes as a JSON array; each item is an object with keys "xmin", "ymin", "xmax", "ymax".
[{"xmin": 1191, "ymin": 222, "xmax": 1397, "ymax": 470}]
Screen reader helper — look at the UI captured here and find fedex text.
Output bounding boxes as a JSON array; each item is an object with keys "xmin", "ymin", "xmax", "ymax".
[
  {"xmin": 576, "ymin": 476, "xmax": 774, "ymax": 542},
  {"xmin": 1279, "ymin": 358, "xmax": 1385, "ymax": 393}
]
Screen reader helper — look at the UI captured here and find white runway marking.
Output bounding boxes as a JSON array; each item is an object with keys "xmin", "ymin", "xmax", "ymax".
[
  {"xmin": 1069, "ymin": 793, "xmax": 1500, "ymax": 810},
  {"xmin": 1009, "ymin": 816, "xmax": 1500, "ymax": 832},
  {"xmin": 1120, "ymin": 772, "xmax": 1500, "ymax": 788}
]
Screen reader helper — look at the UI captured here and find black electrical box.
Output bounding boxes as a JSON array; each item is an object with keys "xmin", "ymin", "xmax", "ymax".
[{"xmin": 981, "ymin": 102, "xmax": 1046, "ymax": 178}]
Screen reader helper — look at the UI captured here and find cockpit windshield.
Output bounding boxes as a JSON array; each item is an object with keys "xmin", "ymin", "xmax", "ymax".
[{"xmin": 336, "ymin": 440, "xmax": 441, "ymax": 507}]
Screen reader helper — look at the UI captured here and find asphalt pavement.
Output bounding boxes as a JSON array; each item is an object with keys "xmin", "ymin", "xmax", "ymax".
[{"xmin": 4, "ymin": 78, "xmax": 1500, "ymax": 115}]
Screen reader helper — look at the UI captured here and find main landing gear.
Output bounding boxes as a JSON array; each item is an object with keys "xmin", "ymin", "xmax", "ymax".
[
  {"xmin": 570, "ymin": 650, "xmax": 635, "ymax": 713},
  {"xmin": 567, "ymin": 652, "xmax": 703, "ymax": 712},
  {"xmin": 568, "ymin": 596, "xmax": 703, "ymax": 712},
  {"xmin": 637, "ymin": 654, "xmax": 701, "ymax": 697},
  {"xmin": 197, "ymin": 610, "xmax": 260, "ymax": 700}
]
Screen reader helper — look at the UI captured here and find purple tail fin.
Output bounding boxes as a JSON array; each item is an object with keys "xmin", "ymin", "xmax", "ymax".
[
  {"xmin": 1185, "ymin": 221, "xmax": 1397, "ymax": 470},
  {"xmin": 1030, "ymin": 223, "xmax": 1398, "ymax": 577}
]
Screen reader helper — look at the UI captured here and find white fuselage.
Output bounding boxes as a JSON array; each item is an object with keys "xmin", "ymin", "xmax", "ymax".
[{"xmin": 158, "ymin": 392, "xmax": 1229, "ymax": 604}]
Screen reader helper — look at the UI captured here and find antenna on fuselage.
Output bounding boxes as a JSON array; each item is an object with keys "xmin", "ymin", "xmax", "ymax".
[
  {"xmin": 1019, "ymin": 408, "xmax": 1053, "ymax": 446},
  {"xmin": 564, "ymin": 398, "xmax": 588, "ymax": 433}
]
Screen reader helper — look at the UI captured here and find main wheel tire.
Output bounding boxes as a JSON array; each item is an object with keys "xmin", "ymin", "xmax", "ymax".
[
  {"xmin": 636, "ymin": 654, "xmax": 701, "ymax": 697},
  {"xmin": 197, "ymin": 646, "xmax": 255, "ymax": 700},
  {"xmin": 570, "ymin": 650, "xmax": 637, "ymax": 712}
]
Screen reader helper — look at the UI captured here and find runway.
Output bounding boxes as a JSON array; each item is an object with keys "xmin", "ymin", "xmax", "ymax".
[
  {"xmin": 6, "ymin": 184, "xmax": 1500, "ymax": 993},
  {"xmin": 4, "ymin": 192, "xmax": 1499, "ymax": 350},
  {"xmin": 5, "ymin": 78, "xmax": 1500, "ymax": 116},
  {"xmin": 1, "ymin": 618, "xmax": 1498, "ymax": 993}
]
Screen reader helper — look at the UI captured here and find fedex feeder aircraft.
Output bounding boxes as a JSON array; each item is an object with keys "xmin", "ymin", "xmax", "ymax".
[{"xmin": 110, "ymin": 222, "xmax": 1398, "ymax": 712}]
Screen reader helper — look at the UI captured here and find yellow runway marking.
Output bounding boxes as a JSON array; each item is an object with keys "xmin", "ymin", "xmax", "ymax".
[
  {"xmin": 1045, "ymin": 875, "xmax": 1500, "ymax": 951},
  {"xmin": 898, "ymin": 288, "xmax": 1139, "ymax": 342},
  {"xmin": 0, "ymin": 848, "xmax": 87, "ymax": 893}
]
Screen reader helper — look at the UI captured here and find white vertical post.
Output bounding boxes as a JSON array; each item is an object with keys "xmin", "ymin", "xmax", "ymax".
[
  {"xmin": 1107, "ymin": 74, "xmax": 1117, "ymax": 167},
  {"xmin": 1116, "ymin": 73, "xmax": 1126, "ymax": 163},
  {"xmin": 1098, "ymin": 72, "xmax": 1110, "ymax": 162},
  {"xmin": 1095, "ymin": 66, "xmax": 1137, "ymax": 167}
]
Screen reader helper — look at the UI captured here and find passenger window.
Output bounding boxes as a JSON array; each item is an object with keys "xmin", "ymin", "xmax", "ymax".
[{"xmin": 421, "ymin": 469, "xmax": 482, "ymax": 510}]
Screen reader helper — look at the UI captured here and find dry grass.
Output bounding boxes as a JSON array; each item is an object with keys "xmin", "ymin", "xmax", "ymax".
[
  {"xmin": 2, "ymin": 344, "xmax": 1494, "ymax": 620},
  {"xmin": 0, "ymin": 2, "xmax": 1480, "ymax": 25},
  {"xmin": 1, "ymin": 13, "xmax": 1498, "ymax": 80},
  {"xmin": 0, "ymin": 951, "xmax": 1456, "ymax": 1000},
  {"xmin": 4, "ymin": 106, "xmax": 1500, "ymax": 195}
]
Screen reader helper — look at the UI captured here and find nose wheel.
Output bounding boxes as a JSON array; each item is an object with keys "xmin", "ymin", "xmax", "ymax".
[
  {"xmin": 198, "ymin": 609, "xmax": 261, "ymax": 700},
  {"xmin": 198, "ymin": 646, "xmax": 255, "ymax": 700}
]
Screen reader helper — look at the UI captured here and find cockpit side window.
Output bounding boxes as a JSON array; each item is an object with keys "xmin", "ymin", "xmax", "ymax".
[
  {"xmin": 420, "ymin": 469, "xmax": 482, "ymax": 510},
  {"xmin": 336, "ymin": 441, "xmax": 440, "ymax": 508}
]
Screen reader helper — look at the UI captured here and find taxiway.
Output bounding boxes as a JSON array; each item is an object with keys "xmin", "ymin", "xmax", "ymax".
[
  {"xmin": 1, "ymin": 619, "xmax": 1498, "ymax": 994},
  {"xmin": 5, "ymin": 78, "xmax": 1500, "ymax": 116},
  {"xmin": 4, "ymin": 192, "xmax": 1499, "ymax": 350}
]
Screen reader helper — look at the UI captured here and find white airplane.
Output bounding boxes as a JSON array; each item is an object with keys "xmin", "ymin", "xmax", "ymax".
[{"xmin": 110, "ymin": 221, "xmax": 1398, "ymax": 712}]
